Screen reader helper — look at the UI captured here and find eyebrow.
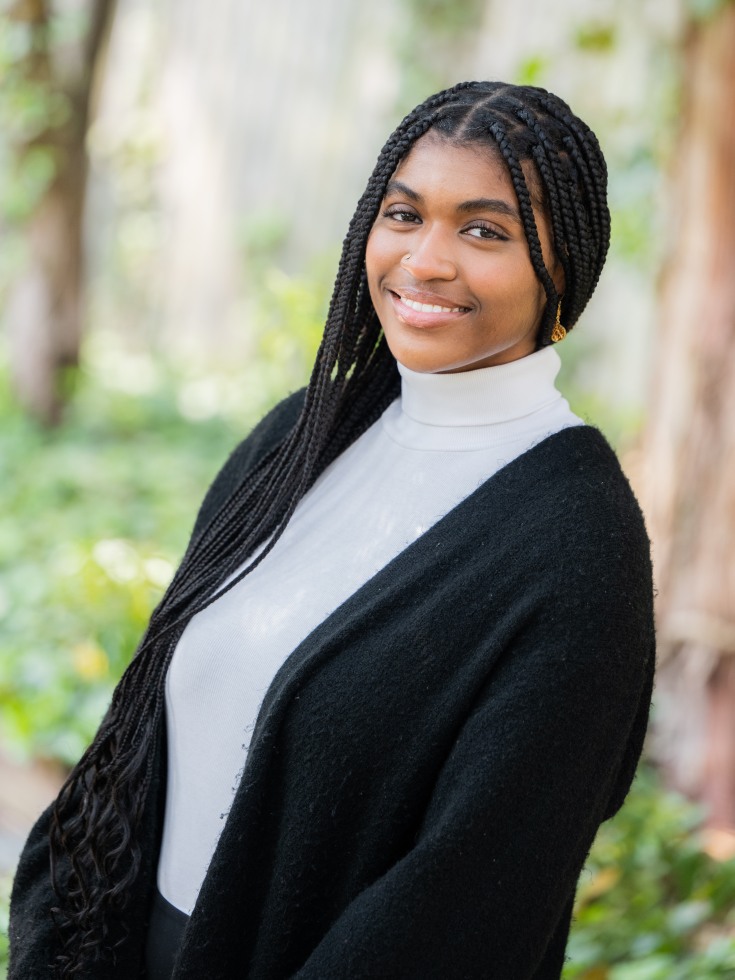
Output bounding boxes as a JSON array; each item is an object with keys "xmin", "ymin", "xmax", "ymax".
[
  {"xmin": 456, "ymin": 198, "xmax": 521, "ymax": 222},
  {"xmin": 384, "ymin": 180, "xmax": 522, "ymax": 224}
]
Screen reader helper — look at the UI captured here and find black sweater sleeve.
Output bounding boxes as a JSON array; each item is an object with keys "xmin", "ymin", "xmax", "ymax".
[{"xmin": 7, "ymin": 801, "xmax": 59, "ymax": 980}]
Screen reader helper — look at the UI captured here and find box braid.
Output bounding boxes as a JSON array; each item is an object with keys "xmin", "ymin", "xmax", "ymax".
[{"xmin": 47, "ymin": 80, "xmax": 610, "ymax": 976}]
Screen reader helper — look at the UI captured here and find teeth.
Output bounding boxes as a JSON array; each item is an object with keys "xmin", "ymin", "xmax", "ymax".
[{"xmin": 401, "ymin": 296, "xmax": 465, "ymax": 314}]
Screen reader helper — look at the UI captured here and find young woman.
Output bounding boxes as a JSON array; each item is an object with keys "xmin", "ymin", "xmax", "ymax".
[{"xmin": 10, "ymin": 80, "xmax": 655, "ymax": 980}]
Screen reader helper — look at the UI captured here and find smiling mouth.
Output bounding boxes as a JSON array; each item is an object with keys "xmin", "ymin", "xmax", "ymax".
[{"xmin": 390, "ymin": 291, "xmax": 470, "ymax": 314}]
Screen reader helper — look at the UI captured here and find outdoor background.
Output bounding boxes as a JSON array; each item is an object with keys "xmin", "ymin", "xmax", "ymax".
[{"xmin": 2, "ymin": 0, "xmax": 735, "ymax": 976}]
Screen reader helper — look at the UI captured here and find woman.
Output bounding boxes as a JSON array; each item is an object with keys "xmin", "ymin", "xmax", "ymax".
[{"xmin": 9, "ymin": 80, "xmax": 655, "ymax": 979}]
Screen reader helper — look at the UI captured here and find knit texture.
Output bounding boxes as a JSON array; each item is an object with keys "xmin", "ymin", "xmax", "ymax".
[{"xmin": 9, "ymin": 389, "xmax": 656, "ymax": 980}]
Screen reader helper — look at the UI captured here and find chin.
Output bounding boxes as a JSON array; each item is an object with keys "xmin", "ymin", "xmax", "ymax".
[
  {"xmin": 387, "ymin": 345, "xmax": 449, "ymax": 374},
  {"xmin": 381, "ymin": 333, "xmax": 448, "ymax": 374}
]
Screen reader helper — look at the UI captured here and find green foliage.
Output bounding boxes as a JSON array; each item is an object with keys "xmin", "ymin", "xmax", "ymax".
[
  {"xmin": 0, "ymin": 346, "xmax": 237, "ymax": 764},
  {"xmin": 239, "ymin": 214, "xmax": 332, "ymax": 394},
  {"xmin": 0, "ymin": 15, "xmax": 58, "ymax": 223},
  {"xmin": 0, "ymin": 251, "xmax": 325, "ymax": 766},
  {"xmin": 564, "ymin": 764, "xmax": 735, "ymax": 978},
  {"xmin": 0, "ymin": 144, "xmax": 58, "ymax": 224},
  {"xmin": 248, "ymin": 268, "xmax": 326, "ymax": 388}
]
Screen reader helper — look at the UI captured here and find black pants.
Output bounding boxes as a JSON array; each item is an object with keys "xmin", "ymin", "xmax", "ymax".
[{"xmin": 145, "ymin": 887, "xmax": 190, "ymax": 980}]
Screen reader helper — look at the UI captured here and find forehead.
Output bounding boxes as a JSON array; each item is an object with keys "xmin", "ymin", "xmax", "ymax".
[
  {"xmin": 391, "ymin": 133, "xmax": 547, "ymax": 219},
  {"xmin": 391, "ymin": 135, "xmax": 514, "ymax": 199}
]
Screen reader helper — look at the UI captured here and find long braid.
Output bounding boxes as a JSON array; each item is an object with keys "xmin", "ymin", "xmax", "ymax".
[
  {"xmin": 488, "ymin": 119, "xmax": 559, "ymax": 338},
  {"xmin": 508, "ymin": 104, "xmax": 580, "ymax": 337},
  {"xmin": 536, "ymin": 92, "xmax": 610, "ymax": 305},
  {"xmin": 48, "ymin": 79, "xmax": 610, "ymax": 977}
]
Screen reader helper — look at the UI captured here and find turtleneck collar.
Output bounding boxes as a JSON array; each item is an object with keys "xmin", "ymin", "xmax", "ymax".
[
  {"xmin": 397, "ymin": 346, "xmax": 564, "ymax": 427},
  {"xmin": 380, "ymin": 346, "xmax": 579, "ymax": 452}
]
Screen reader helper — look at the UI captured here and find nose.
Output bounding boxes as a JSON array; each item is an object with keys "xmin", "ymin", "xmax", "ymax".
[{"xmin": 400, "ymin": 226, "xmax": 457, "ymax": 281}]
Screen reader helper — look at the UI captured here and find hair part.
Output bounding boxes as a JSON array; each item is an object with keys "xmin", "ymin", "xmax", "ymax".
[{"xmin": 49, "ymin": 80, "xmax": 610, "ymax": 976}]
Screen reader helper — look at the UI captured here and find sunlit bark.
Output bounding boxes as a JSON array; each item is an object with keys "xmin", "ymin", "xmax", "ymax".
[{"xmin": 645, "ymin": 0, "xmax": 735, "ymax": 830}]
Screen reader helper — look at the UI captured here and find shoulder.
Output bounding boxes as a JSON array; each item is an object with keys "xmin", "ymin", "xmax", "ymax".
[
  {"xmin": 192, "ymin": 387, "xmax": 306, "ymax": 537},
  {"xmin": 488, "ymin": 424, "xmax": 653, "ymax": 611},
  {"xmin": 514, "ymin": 423, "xmax": 635, "ymax": 489},
  {"xmin": 543, "ymin": 424, "xmax": 649, "ymax": 543},
  {"xmin": 503, "ymin": 424, "xmax": 648, "ymax": 538}
]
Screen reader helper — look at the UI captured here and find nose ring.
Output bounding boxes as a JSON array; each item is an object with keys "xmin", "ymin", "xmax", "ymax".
[{"xmin": 403, "ymin": 252, "xmax": 412, "ymax": 263}]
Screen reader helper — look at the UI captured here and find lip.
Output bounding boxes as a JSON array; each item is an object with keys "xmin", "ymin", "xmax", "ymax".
[{"xmin": 386, "ymin": 287, "xmax": 472, "ymax": 330}]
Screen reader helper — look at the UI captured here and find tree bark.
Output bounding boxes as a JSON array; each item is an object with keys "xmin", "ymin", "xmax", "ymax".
[
  {"xmin": 5, "ymin": 0, "xmax": 115, "ymax": 425},
  {"xmin": 644, "ymin": 1, "xmax": 735, "ymax": 830}
]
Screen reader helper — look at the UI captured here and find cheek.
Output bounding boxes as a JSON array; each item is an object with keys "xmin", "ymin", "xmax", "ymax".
[
  {"xmin": 471, "ymin": 259, "xmax": 535, "ymax": 308},
  {"xmin": 364, "ymin": 233, "xmax": 382, "ymax": 293},
  {"xmin": 365, "ymin": 230, "xmax": 395, "ymax": 303}
]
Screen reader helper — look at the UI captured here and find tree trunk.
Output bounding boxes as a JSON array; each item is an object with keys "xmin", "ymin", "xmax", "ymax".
[
  {"xmin": 644, "ymin": 1, "xmax": 735, "ymax": 830},
  {"xmin": 5, "ymin": 0, "xmax": 115, "ymax": 425}
]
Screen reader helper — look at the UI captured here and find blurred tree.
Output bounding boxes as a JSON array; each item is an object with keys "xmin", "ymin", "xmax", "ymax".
[
  {"xmin": 645, "ymin": 0, "xmax": 735, "ymax": 832},
  {"xmin": 2, "ymin": 0, "xmax": 115, "ymax": 424}
]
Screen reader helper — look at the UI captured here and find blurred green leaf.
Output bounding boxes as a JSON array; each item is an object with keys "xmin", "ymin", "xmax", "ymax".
[
  {"xmin": 403, "ymin": 0, "xmax": 484, "ymax": 35},
  {"xmin": 564, "ymin": 764, "xmax": 735, "ymax": 977},
  {"xmin": 515, "ymin": 55, "xmax": 550, "ymax": 87},
  {"xmin": 574, "ymin": 22, "xmax": 617, "ymax": 52}
]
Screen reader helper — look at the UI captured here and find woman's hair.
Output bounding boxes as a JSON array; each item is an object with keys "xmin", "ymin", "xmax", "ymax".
[{"xmin": 49, "ymin": 80, "xmax": 610, "ymax": 975}]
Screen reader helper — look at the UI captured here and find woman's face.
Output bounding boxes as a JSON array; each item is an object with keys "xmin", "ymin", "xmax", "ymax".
[{"xmin": 365, "ymin": 134, "xmax": 564, "ymax": 374}]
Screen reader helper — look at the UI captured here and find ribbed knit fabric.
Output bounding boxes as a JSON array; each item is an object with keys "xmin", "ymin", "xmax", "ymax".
[{"xmin": 159, "ymin": 346, "xmax": 581, "ymax": 914}]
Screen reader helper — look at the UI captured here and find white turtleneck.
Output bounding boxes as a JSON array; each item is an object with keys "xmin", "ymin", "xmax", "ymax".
[{"xmin": 158, "ymin": 346, "xmax": 582, "ymax": 914}]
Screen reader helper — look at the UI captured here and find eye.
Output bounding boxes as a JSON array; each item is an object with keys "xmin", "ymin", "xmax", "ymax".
[
  {"xmin": 464, "ymin": 223, "xmax": 509, "ymax": 242},
  {"xmin": 382, "ymin": 206, "xmax": 421, "ymax": 224}
]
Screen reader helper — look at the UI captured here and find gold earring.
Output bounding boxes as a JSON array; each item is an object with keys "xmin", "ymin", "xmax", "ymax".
[{"xmin": 551, "ymin": 301, "xmax": 566, "ymax": 343}]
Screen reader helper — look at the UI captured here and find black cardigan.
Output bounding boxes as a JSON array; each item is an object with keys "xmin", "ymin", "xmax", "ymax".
[{"xmin": 9, "ymin": 390, "xmax": 656, "ymax": 980}]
